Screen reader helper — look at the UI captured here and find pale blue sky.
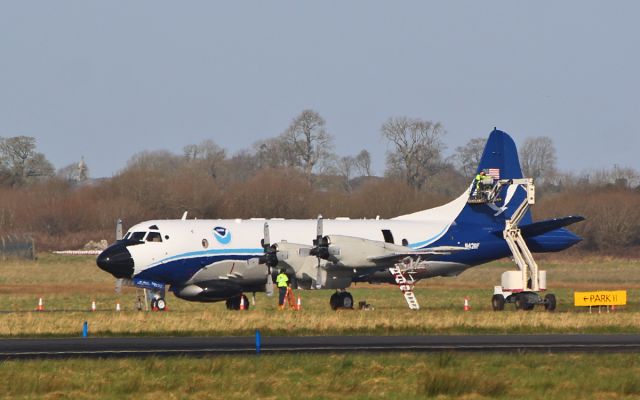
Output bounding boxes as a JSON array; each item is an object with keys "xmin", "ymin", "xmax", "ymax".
[{"xmin": 1, "ymin": 1, "xmax": 638, "ymax": 177}]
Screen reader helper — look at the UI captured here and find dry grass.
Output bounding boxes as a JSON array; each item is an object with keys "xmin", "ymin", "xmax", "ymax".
[
  {"xmin": 0, "ymin": 254, "xmax": 639, "ymax": 337},
  {"xmin": 3, "ymin": 307, "xmax": 640, "ymax": 337}
]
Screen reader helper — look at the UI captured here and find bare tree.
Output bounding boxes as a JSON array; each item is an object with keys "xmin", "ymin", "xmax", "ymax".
[
  {"xmin": 253, "ymin": 137, "xmax": 298, "ymax": 169},
  {"xmin": 588, "ymin": 165, "xmax": 640, "ymax": 188},
  {"xmin": 125, "ymin": 150, "xmax": 184, "ymax": 172},
  {"xmin": 610, "ymin": 165, "xmax": 640, "ymax": 188},
  {"xmin": 183, "ymin": 140, "xmax": 226, "ymax": 161},
  {"xmin": 57, "ymin": 163, "xmax": 78, "ymax": 181},
  {"xmin": 217, "ymin": 150, "xmax": 260, "ymax": 185},
  {"xmin": 281, "ymin": 109, "xmax": 334, "ymax": 182},
  {"xmin": 454, "ymin": 137, "xmax": 487, "ymax": 178},
  {"xmin": 183, "ymin": 139, "xmax": 226, "ymax": 179},
  {"xmin": 519, "ymin": 136, "xmax": 557, "ymax": 184},
  {"xmin": 335, "ymin": 155, "xmax": 356, "ymax": 192},
  {"xmin": 381, "ymin": 117, "xmax": 446, "ymax": 190},
  {"xmin": 354, "ymin": 149, "xmax": 372, "ymax": 177},
  {"xmin": 0, "ymin": 136, "xmax": 54, "ymax": 185}
]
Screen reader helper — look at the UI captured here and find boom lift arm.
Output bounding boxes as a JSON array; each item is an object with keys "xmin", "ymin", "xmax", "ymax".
[
  {"xmin": 484, "ymin": 178, "xmax": 556, "ymax": 311},
  {"xmin": 499, "ymin": 178, "xmax": 540, "ymax": 292}
]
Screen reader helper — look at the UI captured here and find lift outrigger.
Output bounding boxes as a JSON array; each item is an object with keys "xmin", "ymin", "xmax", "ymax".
[{"xmin": 471, "ymin": 176, "xmax": 556, "ymax": 311}]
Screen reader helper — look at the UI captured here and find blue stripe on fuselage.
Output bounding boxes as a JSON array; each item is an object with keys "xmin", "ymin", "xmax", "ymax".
[
  {"xmin": 136, "ymin": 251, "xmax": 261, "ymax": 285},
  {"xmin": 152, "ymin": 248, "xmax": 263, "ymax": 267},
  {"xmin": 427, "ymin": 222, "xmax": 512, "ymax": 266},
  {"xmin": 409, "ymin": 225, "xmax": 450, "ymax": 248}
]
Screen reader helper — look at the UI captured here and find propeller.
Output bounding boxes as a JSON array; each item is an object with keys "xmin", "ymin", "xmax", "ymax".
[
  {"xmin": 115, "ymin": 218, "xmax": 125, "ymax": 294},
  {"xmin": 310, "ymin": 216, "xmax": 331, "ymax": 259},
  {"xmin": 259, "ymin": 222, "xmax": 278, "ymax": 296},
  {"xmin": 309, "ymin": 216, "xmax": 330, "ymax": 289}
]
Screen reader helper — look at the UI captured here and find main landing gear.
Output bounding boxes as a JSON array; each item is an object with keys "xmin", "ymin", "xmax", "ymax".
[
  {"xmin": 225, "ymin": 294, "xmax": 250, "ymax": 311},
  {"xmin": 329, "ymin": 290, "xmax": 354, "ymax": 310}
]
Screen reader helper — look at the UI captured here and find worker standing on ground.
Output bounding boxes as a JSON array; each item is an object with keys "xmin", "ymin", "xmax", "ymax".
[{"xmin": 276, "ymin": 268, "xmax": 289, "ymax": 309}]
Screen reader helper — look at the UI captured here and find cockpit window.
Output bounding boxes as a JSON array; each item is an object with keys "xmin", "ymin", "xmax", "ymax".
[
  {"xmin": 130, "ymin": 232, "xmax": 146, "ymax": 241},
  {"xmin": 123, "ymin": 232, "xmax": 131, "ymax": 240},
  {"xmin": 146, "ymin": 232, "xmax": 163, "ymax": 243}
]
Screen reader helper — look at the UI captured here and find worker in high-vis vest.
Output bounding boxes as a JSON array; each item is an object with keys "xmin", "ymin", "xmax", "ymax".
[
  {"xmin": 474, "ymin": 170, "xmax": 486, "ymax": 196},
  {"xmin": 276, "ymin": 269, "xmax": 289, "ymax": 309}
]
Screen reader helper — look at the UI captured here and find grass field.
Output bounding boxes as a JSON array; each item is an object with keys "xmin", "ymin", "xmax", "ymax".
[
  {"xmin": 2, "ymin": 254, "xmax": 640, "ymax": 399},
  {"xmin": 2, "ymin": 352, "xmax": 640, "ymax": 399},
  {"xmin": 0, "ymin": 254, "xmax": 638, "ymax": 337}
]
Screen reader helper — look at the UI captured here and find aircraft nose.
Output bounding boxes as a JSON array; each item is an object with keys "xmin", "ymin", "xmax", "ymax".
[{"xmin": 97, "ymin": 243, "xmax": 134, "ymax": 278}]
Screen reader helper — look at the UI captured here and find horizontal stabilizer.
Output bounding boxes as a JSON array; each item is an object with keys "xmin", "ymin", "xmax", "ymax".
[{"xmin": 496, "ymin": 216, "xmax": 584, "ymax": 237}]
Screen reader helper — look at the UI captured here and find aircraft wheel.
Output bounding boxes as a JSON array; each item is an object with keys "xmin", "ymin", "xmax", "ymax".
[
  {"xmin": 329, "ymin": 292, "xmax": 340, "ymax": 310},
  {"xmin": 156, "ymin": 298, "xmax": 167, "ymax": 311},
  {"xmin": 226, "ymin": 295, "xmax": 250, "ymax": 311},
  {"xmin": 339, "ymin": 292, "xmax": 354, "ymax": 309},
  {"xmin": 491, "ymin": 294, "xmax": 505, "ymax": 311},
  {"xmin": 544, "ymin": 293, "xmax": 557, "ymax": 311}
]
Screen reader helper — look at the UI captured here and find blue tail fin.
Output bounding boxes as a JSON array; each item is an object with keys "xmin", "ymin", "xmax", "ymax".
[
  {"xmin": 454, "ymin": 128, "xmax": 532, "ymax": 227},
  {"xmin": 397, "ymin": 128, "xmax": 584, "ymax": 254}
]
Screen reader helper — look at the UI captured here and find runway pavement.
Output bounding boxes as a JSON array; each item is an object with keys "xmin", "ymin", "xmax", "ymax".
[{"xmin": 2, "ymin": 334, "xmax": 640, "ymax": 359}]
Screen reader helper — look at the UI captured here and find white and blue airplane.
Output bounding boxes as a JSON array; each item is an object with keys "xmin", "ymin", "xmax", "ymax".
[{"xmin": 97, "ymin": 129, "xmax": 583, "ymax": 310}]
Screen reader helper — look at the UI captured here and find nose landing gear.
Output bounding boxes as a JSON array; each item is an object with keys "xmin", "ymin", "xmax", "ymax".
[{"xmin": 151, "ymin": 296, "xmax": 167, "ymax": 311}]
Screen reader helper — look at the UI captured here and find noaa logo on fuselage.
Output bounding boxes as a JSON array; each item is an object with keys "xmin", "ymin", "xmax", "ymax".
[{"xmin": 213, "ymin": 226, "xmax": 231, "ymax": 245}]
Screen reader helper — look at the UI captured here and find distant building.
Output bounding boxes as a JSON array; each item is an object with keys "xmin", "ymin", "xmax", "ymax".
[{"xmin": 78, "ymin": 156, "xmax": 88, "ymax": 182}]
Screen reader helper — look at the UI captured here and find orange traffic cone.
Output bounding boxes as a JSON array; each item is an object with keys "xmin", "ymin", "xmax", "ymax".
[
  {"xmin": 36, "ymin": 297, "xmax": 44, "ymax": 311},
  {"xmin": 464, "ymin": 297, "xmax": 470, "ymax": 311},
  {"xmin": 116, "ymin": 302, "xmax": 121, "ymax": 312},
  {"xmin": 240, "ymin": 295, "xmax": 245, "ymax": 310},
  {"xmin": 91, "ymin": 300, "xmax": 96, "ymax": 312},
  {"xmin": 296, "ymin": 295, "xmax": 302, "ymax": 311}
]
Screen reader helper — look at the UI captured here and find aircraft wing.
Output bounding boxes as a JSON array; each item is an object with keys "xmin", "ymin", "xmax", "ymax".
[
  {"xmin": 366, "ymin": 246, "xmax": 469, "ymax": 264},
  {"xmin": 274, "ymin": 235, "xmax": 469, "ymax": 270}
]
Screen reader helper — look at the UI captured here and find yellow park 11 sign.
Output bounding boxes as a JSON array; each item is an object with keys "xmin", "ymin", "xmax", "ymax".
[{"xmin": 574, "ymin": 291, "xmax": 627, "ymax": 307}]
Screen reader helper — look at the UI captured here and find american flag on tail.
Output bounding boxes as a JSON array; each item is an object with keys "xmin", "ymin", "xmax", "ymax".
[{"xmin": 487, "ymin": 168, "xmax": 500, "ymax": 179}]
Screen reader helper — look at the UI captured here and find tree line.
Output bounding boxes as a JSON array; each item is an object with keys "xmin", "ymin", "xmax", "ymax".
[{"xmin": 1, "ymin": 110, "xmax": 639, "ymax": 253}]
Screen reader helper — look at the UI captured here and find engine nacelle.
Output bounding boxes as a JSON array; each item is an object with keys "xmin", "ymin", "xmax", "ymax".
[
  {"xmin": 314, "ymin": 266, "xmax": 353, "ymax": 289},
  {"xmin": 323, "ymin": 235, "xmax": 410, "ymax": 267},
  {"xmin": 172, "ymin": 281, "xmax": 242, "ymax": 302},
  {"xmin": 275, "ymin": 242, "xmax": 353, "ymax": 289}
]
